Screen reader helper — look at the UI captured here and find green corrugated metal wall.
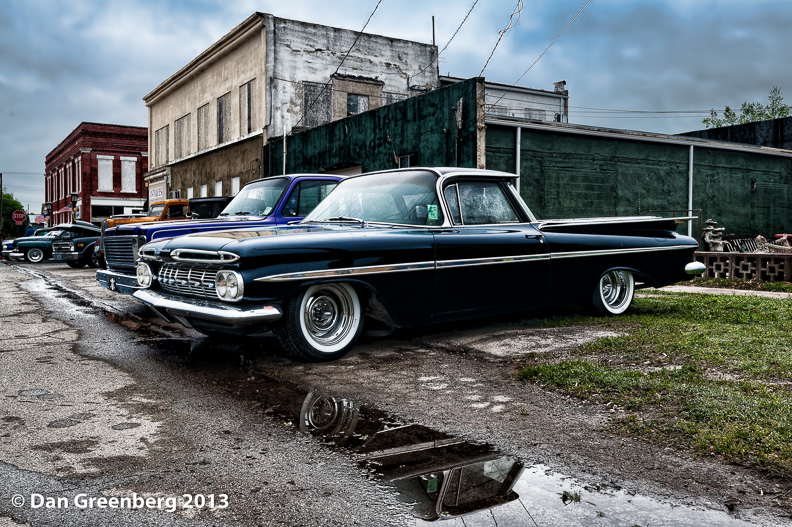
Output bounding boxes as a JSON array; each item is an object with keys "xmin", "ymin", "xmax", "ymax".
[
  {"xmin": 486, "ymin": 125, "xmax": 792, "ymax": 236},
  {"xmin": 262, "ymin": 78, "xmax": 481, "ymax": 176}
]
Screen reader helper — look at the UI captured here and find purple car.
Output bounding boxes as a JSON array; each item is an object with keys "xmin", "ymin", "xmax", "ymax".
[{"xmin": 96, "ymin": 174, "xmax": 341, "ymax": 295}]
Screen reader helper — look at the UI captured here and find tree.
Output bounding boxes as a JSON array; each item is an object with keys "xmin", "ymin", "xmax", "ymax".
[
  {"xmin": 702, "ymin": 87, "xmax": 791, "ymax": 129},
  {"xmin": 1, "ymin": 191, "xmax": 28, "ymax": 239}
]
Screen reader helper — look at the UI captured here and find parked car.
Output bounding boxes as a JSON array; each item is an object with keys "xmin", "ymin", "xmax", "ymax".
[
  {"xmin": 188, "ymin": 196, "xmax": 234, "ymax": 219},
  {"xmin": 52, "ymin": 231, "xmax": 102, "ymax": 268},
  {"xmin": 96, "ymin": 174, "xmax": 340, "ymax": 295},
  {"xmin": 2, "ymin": 239, "xmax": 16, "ymax": 260},
  {"xmin": 131, "ymin": 167, "xmax": 705, "ymax": 361},
  {"xmin": 9, "ymin": 222, "xmax": 101, "ymax": 263}
]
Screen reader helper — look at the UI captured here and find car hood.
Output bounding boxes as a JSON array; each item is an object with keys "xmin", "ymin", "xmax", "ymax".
[
  {"xmin": 142, "ymin": 223, "xmax": 423, "ymax": 255},
  {"xmin": 110, "ymin": 215, "xmax": 274, "ymax": 238}
]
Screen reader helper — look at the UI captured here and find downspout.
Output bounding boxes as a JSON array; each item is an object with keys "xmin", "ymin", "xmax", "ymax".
[
  {"xmin": 515, "ymin": 127, "xmax": 521, "ymax": 194},
  {"xmin": 688, "ymin": 145, "xmax": 694, "ymax": 237}
]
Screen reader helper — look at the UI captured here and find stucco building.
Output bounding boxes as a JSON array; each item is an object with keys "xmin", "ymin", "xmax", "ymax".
[
  {"xmin": 44, "ymin": 122, "xmax": 148, "ymax": 225},
  {"xmin": 143, "ymin": 12, "xmax": 439, "ymax": 201}
]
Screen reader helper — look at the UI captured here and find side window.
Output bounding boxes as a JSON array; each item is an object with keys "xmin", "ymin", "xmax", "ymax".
[
  {"xmin": 283, "ymin": 180, "xmax": 338, "ymax": 217},
  {"xmin": 449, "ymin": 181, "xmax": 521, "ymax": 225},
  {"xmin": 168, "ymin": 205, "xmax": 187, "ymax": 219},
  {"xmin": 444, "ymin": 185, "xmax": 462, "ymax": 225}
]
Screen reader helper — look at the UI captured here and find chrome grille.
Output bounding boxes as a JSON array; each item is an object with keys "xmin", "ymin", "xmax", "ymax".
[
  {"xmin": 104, "ymin": 236, "xmax": 138, "ymax": 269},
  {"xmin": 158, "ymin": 264, "xmax": 218, "ymax": 299},
  {"xmin": 52, "ymin": 241, "xmax": 72, "ymax": 252}
]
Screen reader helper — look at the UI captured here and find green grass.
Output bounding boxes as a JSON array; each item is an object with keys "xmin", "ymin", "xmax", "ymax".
[
  {"xmin": 685, "ymin": 277, "xmax": 792, "ymax": 293},
  {"xmin": 518, "ymin": 294, "xmax": 792, "ymax": 475}
]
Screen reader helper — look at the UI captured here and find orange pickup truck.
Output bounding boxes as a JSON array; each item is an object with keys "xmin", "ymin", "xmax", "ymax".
[{"xmin": 96, "ymin": 199, "xmax": 191, "ymax": 267}]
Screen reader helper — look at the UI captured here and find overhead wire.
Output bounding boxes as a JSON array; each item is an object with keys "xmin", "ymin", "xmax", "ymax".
[
  {"xmin": 291, "ymin": 0, "xmax": 384, "ymax": 133},
  {"xmin": 414, "ymin": 0, "xmax": 480, "ymax": 79},
  {"xmin": 491, "ymin": 0, "xmax": 591, "ymax": 107},
  {"xmin": 479, "ymin": 0, "xmax": 524, "ymax": 76}
]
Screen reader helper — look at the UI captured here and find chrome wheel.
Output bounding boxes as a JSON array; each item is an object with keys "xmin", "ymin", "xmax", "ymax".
[
  {"xmin": 275, "ymin": 282, "xmax": 363, "ymax": 361},
  {"xmin": 25, "ymin": 248, "xmax": 44, "ymax": 263},
  {"xmin": 299, "ymin": 283, "xmax": 360, "ymax": 353},
  {"xmin": 593, "ymin": 270, "xmax": 634, "ymax": 315}
]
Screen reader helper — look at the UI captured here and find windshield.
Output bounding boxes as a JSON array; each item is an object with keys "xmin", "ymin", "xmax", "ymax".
[
  {"xmin": 219, "ymin": 178, "xmax": 289, "ymax": 216},
  {"xmin": 43, "ymin": 230, "xmax": 64, "ymax": 237},
  {"xmin": 147, "ymin": 204, "xmax": 165, "ymax": 217},
  {"xmin": 304, "ymin": 170, "xmax": 443, "ymax": 226}
]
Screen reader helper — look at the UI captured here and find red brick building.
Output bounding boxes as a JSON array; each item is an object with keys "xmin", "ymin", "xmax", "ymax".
[{"xmin": 45, "ymin": 122, "xmax": 148, "ymax": 225}]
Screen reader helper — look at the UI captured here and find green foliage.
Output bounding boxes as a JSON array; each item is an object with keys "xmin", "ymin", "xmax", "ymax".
[
  {"xmin": 518, "ymin": 294, "xmax": 792, "ymax": 475},
  {"xmin": 702, "ymin": 87, "xmax": 791, "ymax": 128},
  {"xmin": 1, "ymin": 191, "xmax": 28, "ymax": 238}
]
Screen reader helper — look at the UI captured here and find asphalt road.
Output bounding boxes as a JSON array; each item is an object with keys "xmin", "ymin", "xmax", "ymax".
[{"xmin": 0, "ymin": 260, "xmax": 787, "ymax": 526}]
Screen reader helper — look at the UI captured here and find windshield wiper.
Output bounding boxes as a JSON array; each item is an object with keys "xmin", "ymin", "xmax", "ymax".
[
  {"xmin": 233, "ymin": 211, "xmax": 251, "ymax": 215},
  {"xmin": 325, "ymin": 216, "xmax": 365, "ymax": 224}
]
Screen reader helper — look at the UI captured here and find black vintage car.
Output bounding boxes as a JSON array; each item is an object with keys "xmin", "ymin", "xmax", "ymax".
[
  {"xmin": 133, "ymin": 168, "xmax": 704, "ymax": 361},
  {"xmin": 9, "ymin": 222, "xmax": 101, "ymax": 263}
]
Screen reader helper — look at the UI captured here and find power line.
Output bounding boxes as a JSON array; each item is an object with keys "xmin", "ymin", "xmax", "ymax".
[
  {"xmin": 491, "ymin": 0, "xmax": 592, "ymax": 107},
  {"xmin": 414, "ymin": 0, "xmax": 480, "ymax": 79},
  {"xmin": 291, "ymin": 0, "xmax": 385, "ymax": 133},
  {"xmin": 479, "ymin": 0, "xmax": 524, "ymax": 76}
]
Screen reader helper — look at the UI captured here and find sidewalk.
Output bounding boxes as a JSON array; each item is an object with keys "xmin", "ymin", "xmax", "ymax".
[{"xmin": 653, "ymin": 284, "xmax": 792, "ymax": 299}]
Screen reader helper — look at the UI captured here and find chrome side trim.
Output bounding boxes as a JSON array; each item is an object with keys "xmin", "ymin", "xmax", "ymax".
[
  {"xmin": 170, "ymin": 249, "xmax": 240, "ymax": 263},
  {"xmin": 257, "ymin": 261, "xmax": 435, "ymax": 282},
  {"xmin": 255, "ymin": 245, "xmax": 694, "ymax": 282},
  {"xmin": 133, "ymin": 289, "xmax": 282, "ymax": 325},
  {"xmin": 436, "ymin": 253, "xmax": 550, "ymax": 269},
  {"xmin": 550, "ymin": 245, "xmax": 693, "ymax": 260}
]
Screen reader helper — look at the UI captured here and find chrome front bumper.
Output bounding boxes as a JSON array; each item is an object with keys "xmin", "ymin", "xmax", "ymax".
[
  {"xmin": 96, "ymin": 268, "xmax": 141, "ymax": 295},
  {"xmin": 53, "ymin": 251, "xmax": 80, "ymax": 261},
  {"xmin": 133, "ymin": 288, "xmax": 282, "ymax": 328}
]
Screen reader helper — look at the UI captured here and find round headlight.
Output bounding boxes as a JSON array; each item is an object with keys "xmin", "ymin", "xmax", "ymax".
[
  {"xmin": 216, "ymin": 273, "xmax": 227, "ymax": 298},
  {"xmin": 136, "ymin": 263, "xmax": 153, "ymax": 288},
  {"xmin": 215, "ymin": 270, "xmax": 244, "ymax": 302}
]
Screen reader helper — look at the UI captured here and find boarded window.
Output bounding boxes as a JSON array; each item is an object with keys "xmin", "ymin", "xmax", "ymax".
[
  {"xmin": 239, "ymin": 79, "xmax": 257, "ymax": 135},
  {"xmin": 187, "ymin": 187, "xmax": 194, "ymax": 199},
  {"xmin": 215, "ymin": 180, "xmax": 222, "ymax": 196},
  {"xmin": 197, "ymin": 103, "xmax": 210, "ymax": 150},
  {"xmin": 200, "ymin": 184, "xmax": 207, "ymax": 198},
  {"xmin": 302, "ymin": 81, "xmax": 332, "ymax": 128},
  {"xmin": 97, "ymin": 156, "xmax": 113, "ymax": 192},
  {"xmin": 217, "ymin": 92, "xmax": 232, "ymax": 144},
  {"xmin": 174, "ymin": 113, "xmax": 191, "ymax": 159},
  {"xmin": 231, "ymin": 177, "xmax": 240, "ymax": 196},
  {"xmin": 121, "ymin": 157, "xmax": 136, "ymax": 193},
  {"xmin": 155, "ymin": 125, "xmax": 169, "ymax": 167},
  {"xmin": 347, "ymin": 94, "xmax": 369, "ymax": 116}
]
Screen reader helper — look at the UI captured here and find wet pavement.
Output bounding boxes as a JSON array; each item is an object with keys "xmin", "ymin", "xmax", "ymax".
[{"xmin": 0, "ymin": 261, "xmax": 788, "ymax": 526}]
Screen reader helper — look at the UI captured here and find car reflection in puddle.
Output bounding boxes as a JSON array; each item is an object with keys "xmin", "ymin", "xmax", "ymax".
[
  {"xmin": 299, "ymin": 392, "xmax": 522, "ymax": 522},
  {"xmin": 296, "ymin": 392, "xmax": 755, "ymax": 526}
]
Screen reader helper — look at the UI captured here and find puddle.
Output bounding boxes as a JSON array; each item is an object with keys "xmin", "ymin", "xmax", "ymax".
[{"xmin": 243, "ymin": 380, "xmax": 753, "ymax": 526}]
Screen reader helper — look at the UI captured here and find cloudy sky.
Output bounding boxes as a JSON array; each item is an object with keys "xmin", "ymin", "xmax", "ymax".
[{"xmin": 2, "ymin": 0, "xmax": 791, "ymax": 213}]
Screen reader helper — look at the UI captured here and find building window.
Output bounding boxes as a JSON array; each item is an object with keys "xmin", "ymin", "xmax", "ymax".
[
  {"xmin": 200, "ymin": 184, "xmax": 207, "ymax": 198},
  {"xmin": 155, "ymin": 125, "xmax": 169, "ymax": 167},
  {"xmin": 98, "ymin": 155, "xmax": 114, "ymax": 192},
  {"xmin": 174, "ymin": 113, "xmax": 191, "ymax": 159},
  {"xmin": 217, "ymin": 92, "xmax": 232, "ymax": 144},
  {"xmin": 197, "ymin": 103, "xmax": 210, "ymax": 151},
  {"xmin": 59, "ymin": 167, "xmax": 64, "ymax": 198},
  {"xmin": 215, "ymin": 180, "xmax": 222, "ymax": 196},
  {"xmin": 187, "ymin": 187, "xmax": 194, "ymax": 199},
  {"xmin": 121, "ymin": 157, "xmax": 137, "ymax": 193},
  {"xmin": 231, "ymin": 177, "xmax": 240, "ymax": 196},
  {"xmin": 239, "ymin": 79, "xmax": 257, "ymax": 135},
  {"xmin": 302, "ymin": 81, "xmax": 332, "ymax": 128},
  {"xmin": 347, "ymin": 94, "xmax": 369, "ymax": 116},
  {"xmin": 399, "ymin": 154, "xmax": 419, "ymax": 168},
  {"xmin": 75, "ymin": 157, "xmax": 81, "ymax": 192}
]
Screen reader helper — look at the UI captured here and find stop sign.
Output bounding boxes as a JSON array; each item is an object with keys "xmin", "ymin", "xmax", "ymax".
[{"xmin": 11, "ymin": 210, "xmax": 26, "ymax": 225}]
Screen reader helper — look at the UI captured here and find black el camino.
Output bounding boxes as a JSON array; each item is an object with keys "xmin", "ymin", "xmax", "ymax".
[{"xmin": 133, "ymin": 167, "xmax": 705, "ymax": 361}]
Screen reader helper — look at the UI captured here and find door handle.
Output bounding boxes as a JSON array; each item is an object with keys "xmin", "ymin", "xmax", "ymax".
[{"xmin": 525, "ymin": 234, "xmax": 543, "ymax": 240}]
